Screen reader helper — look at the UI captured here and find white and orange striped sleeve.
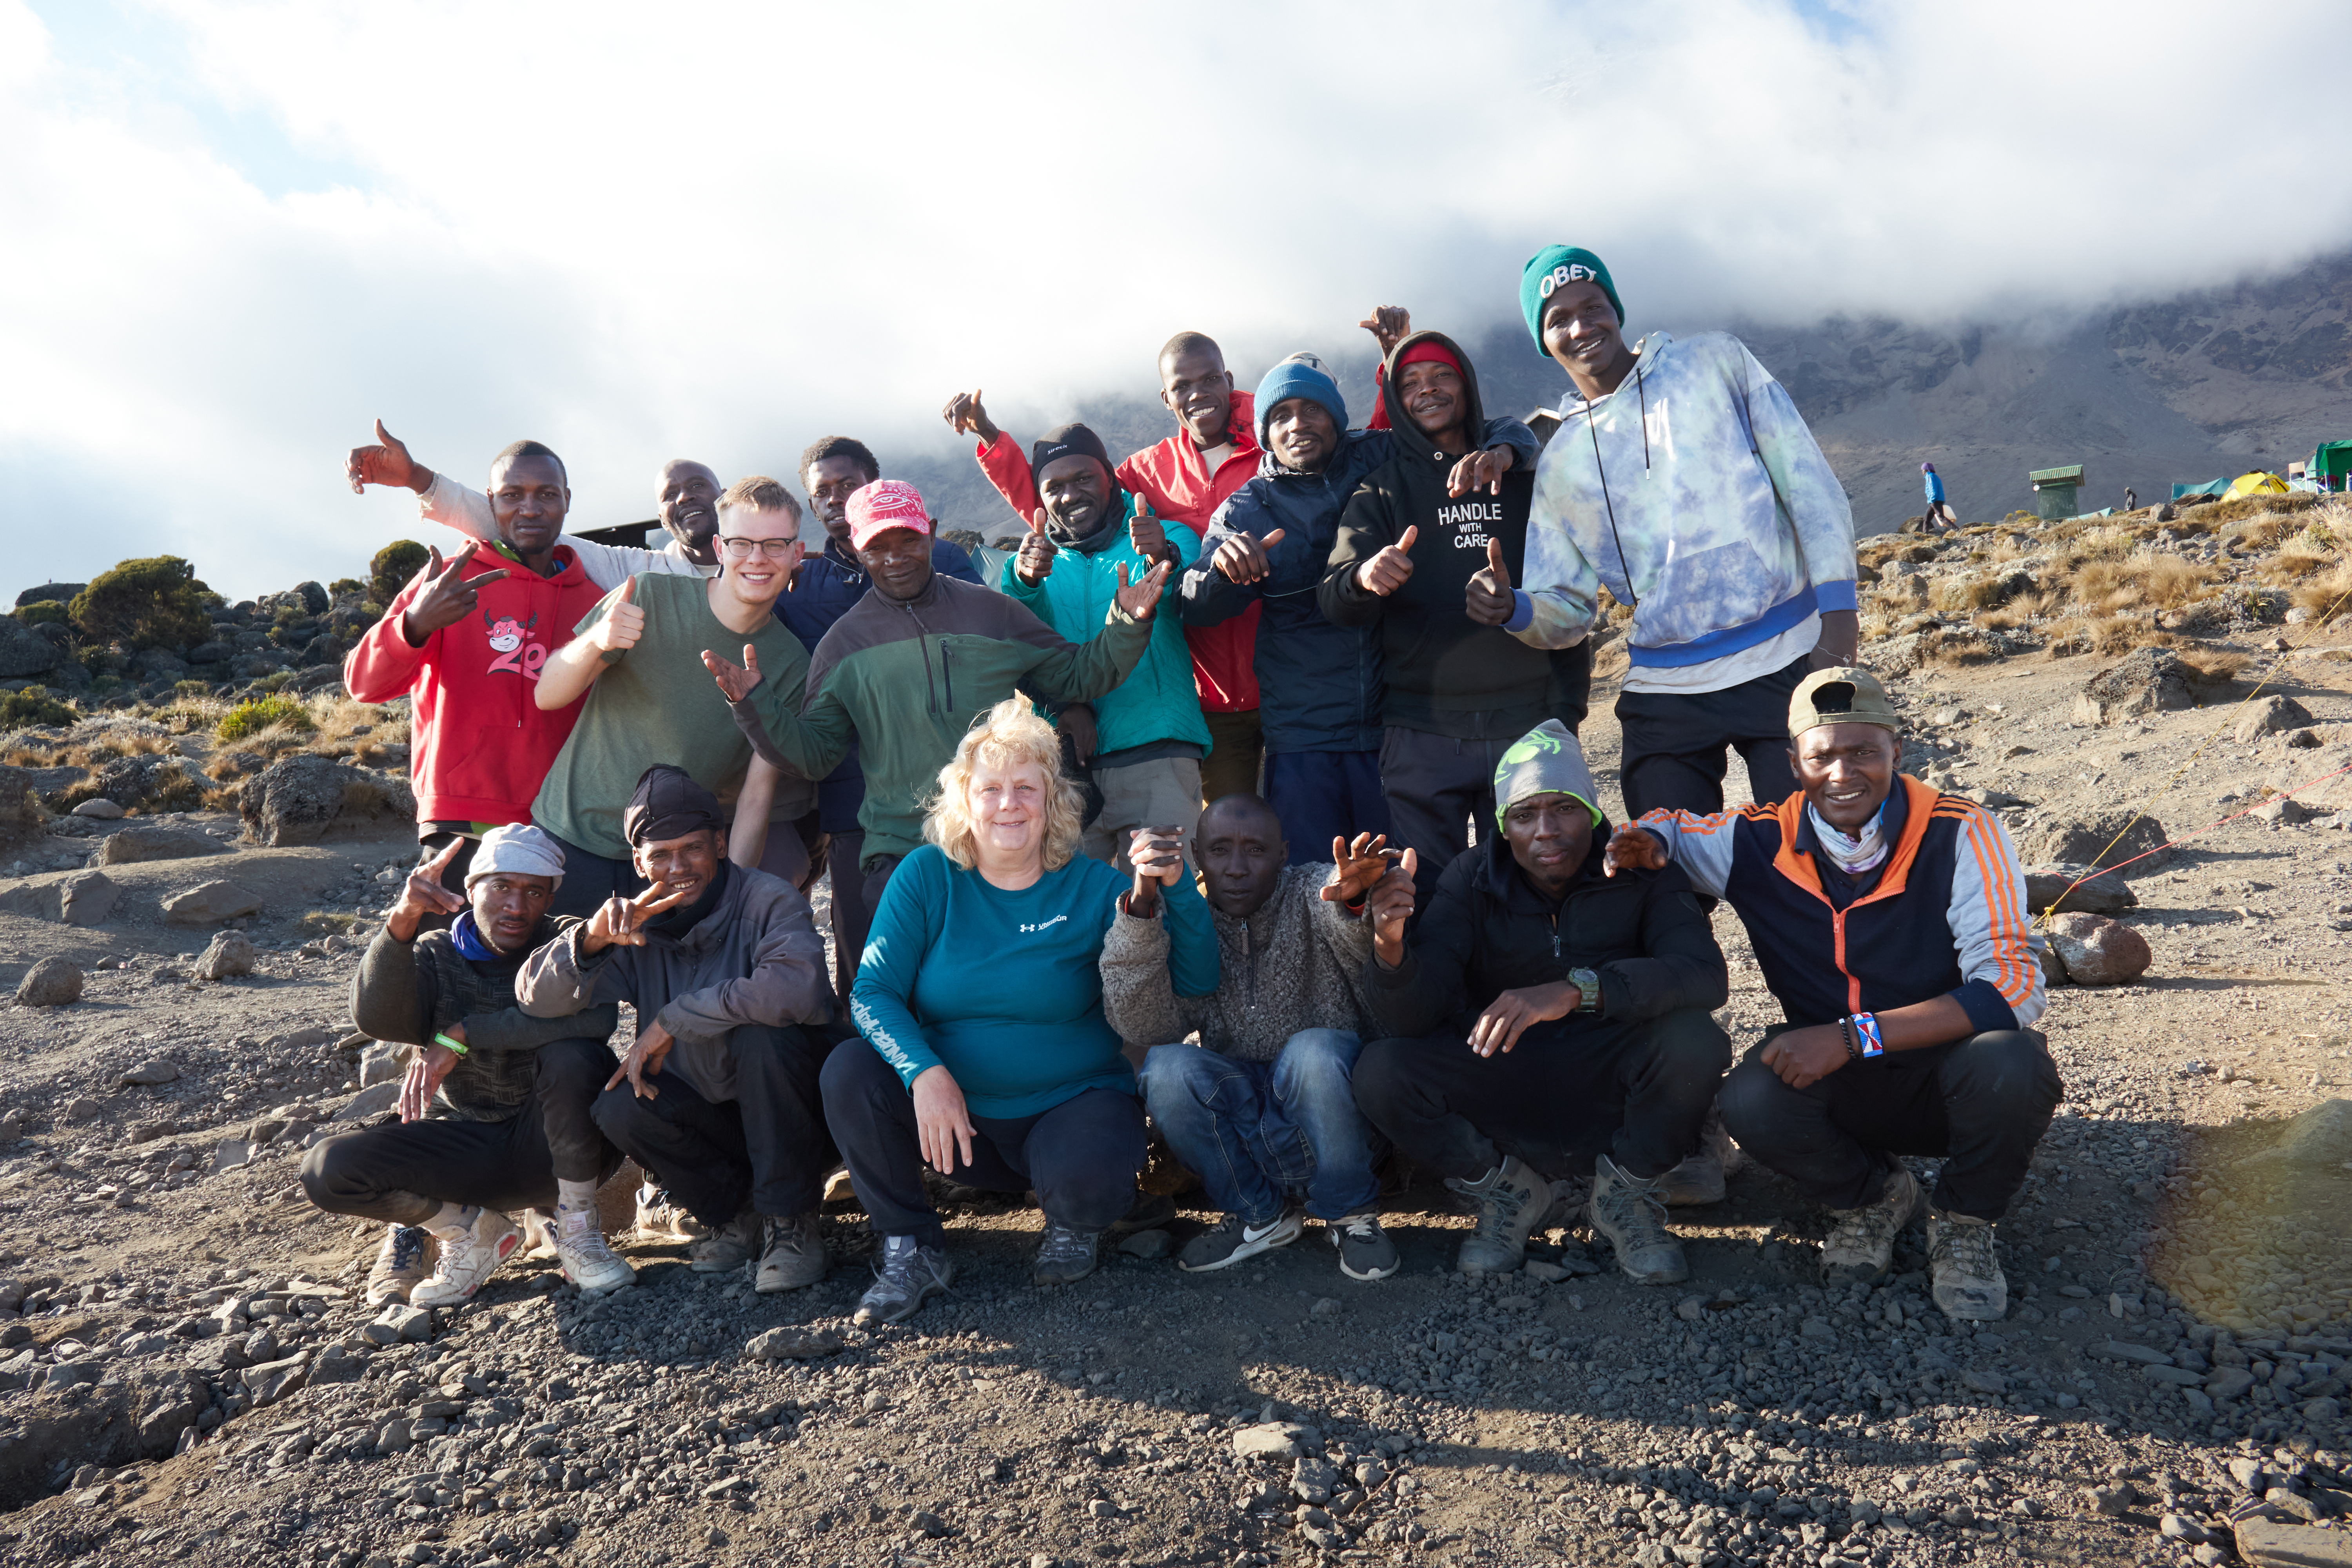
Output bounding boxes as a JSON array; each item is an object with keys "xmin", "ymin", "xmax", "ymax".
[
  {"xmin": 1945, "ymin": 805, "xmax": 2046, "ymax": 1030},
  {"xmin": 1632, "ymin": 806, "xmax": 1747, "ymax": 900}
]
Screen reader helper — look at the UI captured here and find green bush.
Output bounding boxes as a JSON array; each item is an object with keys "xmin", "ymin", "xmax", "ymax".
[
  {"xmin": 0, "ymin": 690, "xmax": 77, "ymax": 728},
  {"xmin": 370, "ymin": 541, "xmax": 432, "ymax": 608},
  {"xmin": 330, "ymin": 577, "xmax": 363, "ymax": 597},
  {"xmin": 217, "ymin": 693, "xmax": 316, "ymax": 742},
  {"xmin": 14, "ymin": 601, "xmax": 68, "ymax": 628},
  {"xmin": 70, "ymin": 556, "xmax": 213, "ymax": 650}
]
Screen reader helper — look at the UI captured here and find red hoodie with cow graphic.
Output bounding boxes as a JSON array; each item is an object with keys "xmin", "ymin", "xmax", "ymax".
[{"xmin": 344, "ymin": 544, "xmax": 603, "ymax": 827}]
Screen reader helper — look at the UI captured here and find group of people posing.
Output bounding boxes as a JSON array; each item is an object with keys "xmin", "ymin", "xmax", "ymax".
[{"xmin": 300, "ymin": 244, "xmax": 2062, "ymax": 1334}]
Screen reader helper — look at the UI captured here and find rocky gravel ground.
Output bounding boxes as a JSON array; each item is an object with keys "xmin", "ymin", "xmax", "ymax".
[{"xmin": 8, "ymin": 512, "xmax": 2352, "ymax": 1567}]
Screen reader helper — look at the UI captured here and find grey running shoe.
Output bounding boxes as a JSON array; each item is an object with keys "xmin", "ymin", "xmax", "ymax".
[
  {"xmin": 1329, "ymin": 1212, "xmax": 1401, "ymax": 1282},
  {"xmin": 1927, "ymin": 1207, "xmax": 2007, "ymax": 1321},
  {"xmin": 855, "ymin": 1234, "xmax": 955, "ymax": 1327},
  {"xmin": 1179, "ymin": 1210, "xmax": 1304, "ymax": 1273},
  {"xmin": 754, "ymin": 1211, "xmax": 829, "ymax": 1294},
  {"xmin": 689, "ymin": 1210, "xmax": 758, "ymax": 1274},
  {"xmin": 1588, "ymin": 1154, "xmax": 1689, "ymax": 1285},
  {"xmin": 1445, "ymin": 1155, "xmax": 1552, "ymax": 1275},
  {"xmin": 554, "ymin": 1211, "xmax": 636, "ymax": 1294},
  {"xmin": 1820, "ymin": 1164, "xmax": 1923, "ymax": 1287},
  {"xmin": 367, "ymin": 1225, "xmax": 429, "ymax": 1305},
  {"xmin": 1032, "ymin": 1222, "xmax": 1102, "ymax": 1286}
]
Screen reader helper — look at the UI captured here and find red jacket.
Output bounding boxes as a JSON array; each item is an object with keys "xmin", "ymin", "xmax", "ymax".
[
  {"xmin": 975, "ymin": 392, "xmax": 1263, "ymax": 711},
  {"xmin": 344, "ymin": 545, "xmax": 604, "ymax": 827}
]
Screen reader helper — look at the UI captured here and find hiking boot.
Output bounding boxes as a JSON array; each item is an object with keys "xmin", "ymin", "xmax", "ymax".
[
  {"xmin": 554, "ymin": 1209, "xmax": 635, "ymax": 1294},
  {"xmin": 1927, "ymin": 1207, "xmax": 2007, "ymax": 1321},
  {"xmin": 1445, "ymin": 1156, "xmax": 1553, "ymax": 1275},
  {"xmin": 1820, "ymin": 1164, "xmax": 1923, "ymax": 1287},
  {"xmin": 690, "ymin": 1210, "xmax": 759, "ymax": 1274},
  {"xmin": 1329, "ymin": 1212, "xmax": 1401, "ymax": 1282},
  {"xmin": 366, "ymin": 1225, "xmax": 429, "ymax": 1305},
  {"xmin": 755, "ymin": 1212, "xmax": 829, "ymax": 1294},
  {"xmin": 1032, "ymin": 1222, "xmax": 1102, "ymax": 1286},
  {"xmin": 1106, "ymin": 1191, "xmax": 1178, "ymax": 1236},
  {"xmin": 410, "ymin": 1208, "xmax": 520, "ymax": 1307},
  {"xmin": 855, "ymin": 1235, "xmax": 955, "ymax": 1327},
  {"xmin": 635, "ymin": 1182, "xmax": 708, "ymax": 1243},
  {"xmin": 1588, "ymin": 1154, "xmax": 1689, "ymax": 1285},
  {"xmin": 1178, "ymin": 1211, "xmax": 1304, "ymax": 1273}
]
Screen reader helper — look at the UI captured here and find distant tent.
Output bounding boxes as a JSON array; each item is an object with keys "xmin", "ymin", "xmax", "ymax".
[
  {"xmin": 2227, "ymin": 471, "xmax": 2290, "ymax": 498},
  {"xmin": 2312, "ymin": 441, "xmax": 2352, "ymax": 490},
  {"xmin": 2170, "ymin": 477, "xmax": 2230, "ymax": 500}
]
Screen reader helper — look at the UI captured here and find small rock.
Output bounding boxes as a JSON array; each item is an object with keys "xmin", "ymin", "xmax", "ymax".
[
  {"xmin": 211, "ymin": 1138, "xmax": 251, "ymax": 1173},
  {"xmin": 1800, "ymin": 1316, "xmax": 1837, "ymax": 1342},
  {"xmin": 2160, "ymin": 1513, "xmax": 2210, "ymax": 1543},
  {"xmin": 1085, "ymin": 1499, "xmax": 1120, "ymax": 1520},
  {"xmin": 1309, "ymin": 1296, "xmax": 1340, "ymax": 1317},
  {"xmin": 62, "ymin": 1094, "xmax": 104, "ymax": 1122},
  {"xmin": 861, "ymin": 1391, "xmax": 888, "ymax": 1413},
  {"xmin": 1291, "ymin": 1457, "xmax": 1338, "ymax": 1504},
  {"xmin": 2083, "ymin": 1483, "xmax": 2134, "ymax": 1516},
  {"xmin": 2103, "ymin": 1339, "xmax": 2174, "ymax": 1366},
  {"xmin": 1233, "ymin": 1422, "xmax": 1313, "ymax": 1461},
  {"xmin": 162, "ymin": 880, "xmax": 263, "ymax": 926},
  {"xmin": 335, "ymin": 1082, "xmax": 400, "ymax": 1122},
  {"xmin": 1524, "ymin": 1259, "xmax": 1570, "ymax": 1284},
  {"xmin": 69, "ymin": 798, "xmax": 124, "ymax": 820},
  {"xmin": 14, "ymin": 957, "xmax": 83, "ymax": 1007},
  {"xmin": 2046, "ymin": 913, "xmax": 2152, "ymax": 985},
  {"xmin": 359, "ymin": 1042, "xmax": 403, "ymax": 1087},
  {"xmin": 912, "ymin": 1511, "xmax": 953, "ymax": 1538},
  {"xmin": 2024, "ymin": 810, "xmax": 2171, "ymax": 874},
  {"xmin": 2073, "ymin": 648, "xmax": 2199, "ymax": 725},
  {"xmin": 1675, "ymin": 1296, "xmax": 1706, "ymax": 1321},
  {"xmin": 2209, "ymin": 1367, "xmax": 2257, "ymax": 1401},
  {"xmin": 243, "ymin": 1353, "xmax": 309, "ymax": 1406},
  {"xmin": 119, "ymin": 1058, "xmax": 180, "ymax": 1087},
  {"xmin": 57, "ymin": 870, "xmax": 118, "ymax": 927},
  {"xmin": 2235, "ymin": 694, "xmax": 2316, "ymax": 744},
  {"xmin": 2023, "ymin": 864, "xmax": 2138, "ymax": 916},
  {"xmin": 2233, "ymin": 1516, "xmax": 2352, "ymax": 1568},
  {"xmin": 744, "ymin": 1326, "xmax": 844, "ymax": 1361},
  {"xmin": 1115, "ymin": 1228, "xmax": 1171, "ymax": 1259},
  {"xmin": 193, "ymin": 931, "xmax": 256, "ymax": 981},
  {"xmin": 1961, "ymin": 1368, "xmax": 2008, "ymax": 1394},
  {"xmin": 1495, "ymin": 1294, "xmax": 1535, "ymax": 1312},
  {"xmin": 2230, "ymin": 1459, "xmax": 2272, "ymax": 1492},
  {"xmin": 373, "ymin": 1303, "xmax": 431, "ymax": 1343}
]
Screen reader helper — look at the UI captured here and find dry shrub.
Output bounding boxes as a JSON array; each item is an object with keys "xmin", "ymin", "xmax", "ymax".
[
  {"xmin": 2067, "ymin": 552, "xmax": 2216, "ymax": 613},
  {"xmin": 2177, "ymin": 648, "xmax": 2249, "ymax": 688},
  {"xmin": 2196, "ymin": 491, "xmax": 2325, "ymax": 532},
  {"xmin": 2292, "ymin": 561, "xmax": 2352, "ymax": 623},
  {"xmin": 2047, "ymin": 612, "xmax": 2177, "ymax": 657}
]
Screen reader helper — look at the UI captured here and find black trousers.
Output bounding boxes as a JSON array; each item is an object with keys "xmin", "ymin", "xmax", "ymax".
[
  {"xmin": 590, "ymin": 1024, "xmax": 836, "ymax": 1229},
  {"xmin": 819, "ymin": 832, "xmax": 876, "ymax": 1007},
  {"xmin": 539, "ymin": 826, "xmax": 649, "ymax": 922},
  {"xmin": 1377, "ymin": 728, "xmax": 1515, "ymax": 909},
  {"xmin": 819, "ymin": 1037, "xmax": 1145, "ymax": 1247},
  {"xmin": 1718, "ymin": 1028, "xmax": 2063, "ymax": 1222},
  {"xmin": 299, "ymin": 1038, "xmax": 619, "ymax": 1224},
  {"xmin": 1354, "ymin": 1008, "xmax": 1730, "ymax": 1183},
  {"xmin": 1613, "ymin": 653, "xmax": 1811, "ymax": 820}
]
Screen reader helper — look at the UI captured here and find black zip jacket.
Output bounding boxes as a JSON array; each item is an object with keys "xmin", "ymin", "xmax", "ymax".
[
  {"xmin": 1364, "ymin": 825, "xmax": 1726, "ymax": 1043},
  {"xmin": 1321, "ymin": 330, "xmax": 1590, "ymax": 739}
]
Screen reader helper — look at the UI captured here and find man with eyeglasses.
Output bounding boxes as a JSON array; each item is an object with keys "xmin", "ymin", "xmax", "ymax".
[{"xmin": 530, "ymin": 477, "xmax": 814, "ymax": 919}]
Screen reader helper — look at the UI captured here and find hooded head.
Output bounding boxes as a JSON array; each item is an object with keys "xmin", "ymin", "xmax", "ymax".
[{"xmin": 1379, "ymin": 331, "xmax": 1486, "ymax": 461}]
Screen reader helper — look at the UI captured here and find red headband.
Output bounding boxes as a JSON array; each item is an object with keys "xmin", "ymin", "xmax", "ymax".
[{"xmin": 1396, "ymin": 341, "xmax": 1464, "ymax": 376}]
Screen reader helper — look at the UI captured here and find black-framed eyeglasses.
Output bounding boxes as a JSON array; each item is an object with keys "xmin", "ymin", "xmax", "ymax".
[{"xmin": 718, "ymin": 536, "xmax": 800, "ymax": 559}]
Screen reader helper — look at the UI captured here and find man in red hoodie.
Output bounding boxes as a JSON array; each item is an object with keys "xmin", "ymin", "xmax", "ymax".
[
  {"xmin": 943, "ymin": 333, "xmax": 1265, "ymax": 803},
  {"xmin": 345, "ymin": 440, "xmax": 605, "ymax": 901}
]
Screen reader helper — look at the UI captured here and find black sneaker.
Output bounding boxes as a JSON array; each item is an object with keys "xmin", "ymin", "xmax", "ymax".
[
  {"xmin": 1177, "ymin": 1210, "xmax": 1303, "ymax": 1273},
  {"xmin": 1328, "ymin": 1211, "xmax": 1400, "ymax": 1281},
  {"xmin": 854, "ymin": 1235, "xmax": 955, "ymax": 1327},
  {"xmin": 1032, "ymin": 1223, "xmax": 1102, "ymax": 1286}
]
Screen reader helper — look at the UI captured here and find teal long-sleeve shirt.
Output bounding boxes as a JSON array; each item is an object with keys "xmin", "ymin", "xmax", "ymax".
[{"xmin": 850, "ymin": 845, "xmax": 1218, "ymax": 1119}]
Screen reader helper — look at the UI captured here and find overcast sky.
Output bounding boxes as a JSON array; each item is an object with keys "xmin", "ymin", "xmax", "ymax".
[{"xmin": 5, "ymin": 0, "xmax": 2351, "ymax": 601}]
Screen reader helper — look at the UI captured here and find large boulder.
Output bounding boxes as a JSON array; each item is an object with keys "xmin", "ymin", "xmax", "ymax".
[
  {"xmin": 237, "ymin": 755, "xmax": 414, "ymax": 846},
  {"xmin": 89, "ymin": 826, "xmax": 223, "ymax": 867},
  {"xmin": 2023, "ymin": 864, "xmax": 2139, "ymax": 915},
  {"xmin": 83, "ymin": 753, "xmax": 203, "ymax": 815},
  {"xmin": 2072, "ymin": 648, "xmax": 2198, "ymax": 725},
  {"xmin": 15, "ymin": 583, "xmax": 85, "ymax": 609},
  {"xmin": 2234, "ymin": 693, "xmax": 2315, "ymax": 744},
  {"xmin": 193, "ymin": 931, "xmax": 256, "ymax": 980},
  {"xmin": 2232, "ymin": 1099, "xmax": 2352, "ymax": 1176},
  {"xmin": 2044, "ymin": 913, "xmax": 2152, "ymax": 985},
  {"xmin": 0, "ymin": 870, "xmax": 119, "ymax": 927},
  {"xmin": 0, "ymin": 619, "xmax": 60, "ymax": 680},
  {"xmin": 2024, "ymin": 811, "xmax": 2171, "ymax": 875},
  {"xmin": 14, "ymin": 958, "xmax": 84, "ymax": 1007},
  {"xmin": 162, "ymin": 880, "xmax": 262, "ymax": 925}
]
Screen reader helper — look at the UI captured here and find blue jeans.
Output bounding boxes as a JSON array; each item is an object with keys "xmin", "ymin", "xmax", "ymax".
[
  {"xmin": 1140, "ymin": 1030, "xmax": 1383, "ymax": 1225},
  {"xmin": 1262, "ymin": 750, "xmax": 1390, "ymax": 866}
]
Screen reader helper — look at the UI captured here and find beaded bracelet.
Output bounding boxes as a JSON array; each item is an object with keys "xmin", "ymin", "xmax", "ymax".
[
  {"xmin": 1837, "ymin": 1015, "xmax": 1859, "ymax": 1061},
  {"xmin": 1849, "ymin": 1011, "xmax": 1885, "ymax": 1060}
]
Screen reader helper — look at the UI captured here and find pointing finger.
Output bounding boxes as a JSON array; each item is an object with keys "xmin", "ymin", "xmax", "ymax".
[{"xmin": 467, "ymin": 567, "xmax": 511, "ymax": 588}]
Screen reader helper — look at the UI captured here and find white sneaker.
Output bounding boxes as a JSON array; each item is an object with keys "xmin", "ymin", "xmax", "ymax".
[
  {"xmin": 554, "ymin": 1209, "xmax": 636, "ymax": 1294},
  {"xmin": 410, "ymin": 1208, "xmax": 521, "ymax": 1307}
]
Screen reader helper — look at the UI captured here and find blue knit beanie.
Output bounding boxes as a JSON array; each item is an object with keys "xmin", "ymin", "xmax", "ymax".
[
  {"xmin": 1253, "ymin": 353, "xmax": 1347, "ymax": 447},
  {"xmin": 1521, "ymin": 245, "xmax": 1624, "ymax": 353}
]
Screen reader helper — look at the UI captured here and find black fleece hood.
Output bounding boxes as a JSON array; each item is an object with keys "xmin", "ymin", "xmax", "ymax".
[{"xmin": 1379, "ymin": 330, "xmax": 1488, "ymax": 463}]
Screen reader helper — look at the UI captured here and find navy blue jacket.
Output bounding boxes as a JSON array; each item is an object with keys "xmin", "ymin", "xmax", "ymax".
[
  {"xmin": 1179, "ymin": 418, "xmax": 1539, "ymax": 755},
  {"xmin": 772, "ymin": 535, "xmax": 981, "ymax": 832}
]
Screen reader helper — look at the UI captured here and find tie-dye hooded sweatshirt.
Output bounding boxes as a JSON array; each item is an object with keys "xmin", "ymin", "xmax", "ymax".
[{"xmin": 1503, "ymin": 331, "xmax": 1857, "ymax": 679}]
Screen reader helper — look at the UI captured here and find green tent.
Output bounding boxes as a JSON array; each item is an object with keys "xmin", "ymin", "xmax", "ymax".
[
  {"xmin": 2311, "ymin": 441, "xmax": 2352, "ymax": 488},
  {"xmin": 2171, "ymin": 477, "xmax": 2229, "ymax": 500}
]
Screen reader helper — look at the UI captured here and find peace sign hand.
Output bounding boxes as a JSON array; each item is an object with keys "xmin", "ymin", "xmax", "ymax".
[
  {"xmin": 386, "ymin": 838, "xmax": 468, "ymax": 941},
  {"xmin": 1465, "ymin": 537, "xmax": 1516, "ymax": 626},
  {"xmin": 701, "ymin": 643, "xmax": 762, "ymax": 704},
  {"xmin": 400, "ymin": 543, "xmax": 511, "ymax": 644},
  {"xmin": 581, "ymin": 881, "xmax": 699, "ymax": 955}
]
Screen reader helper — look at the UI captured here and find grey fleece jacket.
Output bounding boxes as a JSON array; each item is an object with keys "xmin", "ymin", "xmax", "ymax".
[
  {"xmin": 350, "ymin": 916, "xmax": 620, "ymax": 1123},
  {"xmin": 1100, "ymin": 864, "xmax": 1376, "ymax": 1062},
  {"xmin": 515, "ymin": 864, "xmax": 831, "ymax": 1103}
]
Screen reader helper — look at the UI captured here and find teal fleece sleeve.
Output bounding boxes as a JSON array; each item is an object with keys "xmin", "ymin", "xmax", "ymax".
[
  {"xmin": 848, "ymin": 851, "xmax": 947, "ymax": 1089},
  {"xmin": 1158, "ymin": 867, "xmax": 1220, "ymax": 999}
]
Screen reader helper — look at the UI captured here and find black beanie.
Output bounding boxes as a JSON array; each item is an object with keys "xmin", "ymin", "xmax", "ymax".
[
  {"xmin": 1029, "ymin": 423, "xmax": 1113, "ymax": 488},
  {"xmin": 623, "ymin": 764, "xmax": 723, "ymax": 847}
]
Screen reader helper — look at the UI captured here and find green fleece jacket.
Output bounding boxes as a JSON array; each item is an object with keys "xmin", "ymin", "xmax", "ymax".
[{"xmin": 727, "ymin": 573, "xmax": 1155, "ymax": 869}]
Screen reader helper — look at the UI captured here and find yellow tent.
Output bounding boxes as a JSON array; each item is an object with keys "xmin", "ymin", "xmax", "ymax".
[{"xmin": 2228, "ymin": 470, "xmax": 2290, "ymax": 497}]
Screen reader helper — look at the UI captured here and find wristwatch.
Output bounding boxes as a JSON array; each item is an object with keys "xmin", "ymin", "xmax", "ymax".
[{"xmin": 1567, "ymin": 967, "xmax": 1602, "ymax": 1014}]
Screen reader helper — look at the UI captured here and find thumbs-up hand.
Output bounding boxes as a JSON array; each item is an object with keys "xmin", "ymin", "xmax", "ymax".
[
  {"xmin": 1447, "ymin": 445, "xmax": 1514, "ymax": 498},
  {"xmin": 1355, "ymin": 524, "xmax": 1418, "ymax": 597},
  {"xmin": 589, "ymin": 576, "xmax": 645, "ymax": 655},
  {"xmin": 347, "ymin": 417, "xmax": 434, "ymax": 495},
  {"xmin": 942, "ymin": 388, "xmax": 1000, "ymax": 447},
  {"xmin": 1014, "ymin": 507, "xmax": 1059, "ymax": 586},
  {"xmin": 1465, "ymin": 537, "xmax": 1516, "ymax": 625},
  {"xmin": 1210, "ymin": 526, "xmax": 1284, "ymax": 586},
  {"xmin": 1127, "ymin": 499, "xmax": 1168, "ymax": 564}
]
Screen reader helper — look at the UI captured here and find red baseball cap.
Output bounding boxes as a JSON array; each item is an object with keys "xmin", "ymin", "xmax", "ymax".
[{"xmin": 846, "ymin": 479, "xmax": 932, "ymax": 550}]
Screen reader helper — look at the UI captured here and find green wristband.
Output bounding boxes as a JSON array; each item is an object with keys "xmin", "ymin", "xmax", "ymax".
[{"xmin": 432, "ymin": 1032, "xmax": 469, "ymax": 1057}]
